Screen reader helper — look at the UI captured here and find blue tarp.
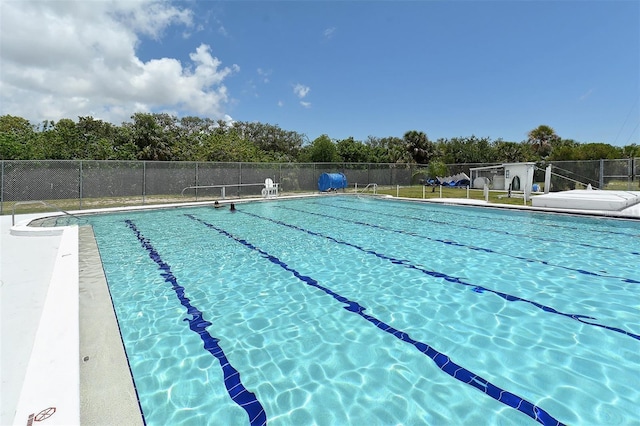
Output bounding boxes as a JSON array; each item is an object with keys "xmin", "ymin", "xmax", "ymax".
[
  {"xmin": 318, "ymin": 173, "xmax": 347, "ymax": 192},
  {"xmin": 437, "ymin": 172, "xmax": 471, "ymax": 187}
]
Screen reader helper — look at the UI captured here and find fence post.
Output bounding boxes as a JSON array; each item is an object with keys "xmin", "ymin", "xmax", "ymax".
[
  {"xmin": 79, "ymin": 160, "xmax": 83, "ymax": 209},
  {"xmin": 599, "ymin": 159, "xmax": 604, "ymax": 189},
  {"xmin": 239, "ymin": 162, "xmax": 242, "ymax": 197},
  {"xmin": 195, "ymin": 162, "xmax": 199, "ymax": 201},
  {"xmin": 143, "ymin": 161, "xmax": 146, "ymax": 204},
  {"xmin": 390, "ymin": 165, "xmax": 393, "ymax": 187},
  {"xmin": 1, "ymin": 160, "xmax": 4, "ymax": 215}
]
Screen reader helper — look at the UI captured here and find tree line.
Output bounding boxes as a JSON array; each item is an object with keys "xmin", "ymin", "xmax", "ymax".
[{"xmin": 1, "ymin": 113, "xmax": 638, "ymax": 164}]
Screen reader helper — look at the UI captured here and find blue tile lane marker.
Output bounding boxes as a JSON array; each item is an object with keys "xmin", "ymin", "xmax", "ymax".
[
  {"xmin": 125, "ymin": 220, "xmax": 267, "ymax": 426},
  {"xmin": 339, "ymin": 197, "xmax": 640, "ymax": 238},
  {"xmin": 185, "ymin": 214, "xmax": 564, "ymax": 426},
  {"xmin": 280, "ymin": 205, "xmax": 640, "ymax": 284},
  {"xmin": 242, "ymin": 210, "xmax": 640, "ymax": 343},
  {"xmin": 327, "ymin": 199, "xmax": 640, "ymax": 257}
]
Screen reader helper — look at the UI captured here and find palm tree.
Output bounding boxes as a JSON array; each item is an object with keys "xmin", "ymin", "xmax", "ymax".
[
  {"xmin": 403, "ymin": 130, "xmax": 435, "ymax": 164},
  {"xmin": 527, "ymin": 125, "xmax": 559, "ymax": 159}
]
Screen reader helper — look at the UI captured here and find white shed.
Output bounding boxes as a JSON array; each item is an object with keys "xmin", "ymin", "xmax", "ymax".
[
  {"xmin": 503, "ymin": 162, "xmax": 536, "ymax": 193},
  {"xmin": 470, "ymin": 162, "xmax": 536, "ymax": 192}
]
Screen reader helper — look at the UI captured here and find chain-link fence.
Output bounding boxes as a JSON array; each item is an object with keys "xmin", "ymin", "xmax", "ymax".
[
  {"xmin": 1, "ymin": 160, "xmax": 419, "ymax": 214},
  {"xmin": 545, "ymin": 158, "xmax": 639, "ymax": 191},
  {"xmin": 2, "ymin": 158, "xmax": 638, "ymax": 215}
]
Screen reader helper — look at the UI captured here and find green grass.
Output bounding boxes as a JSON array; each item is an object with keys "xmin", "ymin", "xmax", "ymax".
[
  {"xmin": 2, "ymin": 187, "xmax": 531, "ymax": 216},
  {"xmin": 2, "ymin": 191, "xmax": 313, "ymax": 216},
  {"xmin": 603, "ymin": 180, "xmax": 640, "ymax": 191}
]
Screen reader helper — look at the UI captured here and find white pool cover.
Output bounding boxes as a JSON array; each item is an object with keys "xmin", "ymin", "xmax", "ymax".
[{"xmin": 532, "ymin": 189, "xmax": 640, "ymax": 211}]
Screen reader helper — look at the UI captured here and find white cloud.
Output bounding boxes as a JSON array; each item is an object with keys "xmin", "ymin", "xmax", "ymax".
[
  {"xmin": 257, "ymin": 68, "xmax": 271, "ymax": 83},
  {"xmin": 277, "ymin": 100, "xmax": 284, "ymax": 107},
  {"xmin": 300, "ymin": 101, "xmax": 311, "ymax": 108},
  {"xmin": 293, "ymin": 83, "xmax": 310, "ymax": 99},
  {"xmin": 579, "ymin": 88, "xmax": 594, "ymax": 102},
  {"xmin": 0, "ymin": 0, "xmax": 237, "ymax": 125},
  {"xmin": 323, "ymin": 27, "xmax": 336, "ymax": 39}
]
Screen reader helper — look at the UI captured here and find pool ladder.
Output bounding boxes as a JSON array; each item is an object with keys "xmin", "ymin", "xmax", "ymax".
[{"xmin": 355, "ymin": 183, "xmax": 378, "ymax": 197}]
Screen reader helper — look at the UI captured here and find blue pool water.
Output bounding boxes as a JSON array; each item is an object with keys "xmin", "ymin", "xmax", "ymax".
[{"xmin": 87, "ymin": 196, "xmax": 640, "ymax": 425}]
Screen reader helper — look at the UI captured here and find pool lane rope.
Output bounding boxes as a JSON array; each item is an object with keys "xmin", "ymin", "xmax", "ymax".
[
  {"xmin": 186, "ymin": 214, "xmax": 564, "ymax": 426},
  {"xmin": 125, "ymin": 220, "xmax": 267, "ymax": 426},
  {"xmin": 252, "ymin": 209, "xmax": 640, "ymax": 343}
]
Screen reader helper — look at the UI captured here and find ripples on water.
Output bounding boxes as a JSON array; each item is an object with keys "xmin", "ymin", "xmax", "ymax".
[{"xmin": 90, "ymin": 197, "xmax": 640, "ymax": 425}]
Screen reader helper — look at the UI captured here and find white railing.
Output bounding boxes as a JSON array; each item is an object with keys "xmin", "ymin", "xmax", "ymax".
[
  {"xmin": 354, "ymin": 183, "xmax": 378, "ymax": 196},
  {"xmin": 536, "ymin": 166, "xmax": 600, "ymax": 190},
  {"xmin": 11, "ymin": 200, "xmax": 85, "ymax": 226},
  {"xmin": 181, "ymin": 182, "xmax": 279, "ymax": 199}
]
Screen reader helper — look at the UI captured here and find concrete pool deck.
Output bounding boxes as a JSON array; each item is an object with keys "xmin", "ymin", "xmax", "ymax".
[
  {"xmin": 1, "ymin": 214, "xmax": 70, "ymax": 425},
  {"xmin": 1, "ymin": 192, "xmax": 639, "ymax": 425},
  {"xmin": 1, "ymin": 214, "xmax": 144, "ymax": 426}
]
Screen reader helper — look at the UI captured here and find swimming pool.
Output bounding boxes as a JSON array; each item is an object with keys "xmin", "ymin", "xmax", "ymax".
[{"xmin": 87, "ymin": 196, "xmax": 640, "ymax": 425}]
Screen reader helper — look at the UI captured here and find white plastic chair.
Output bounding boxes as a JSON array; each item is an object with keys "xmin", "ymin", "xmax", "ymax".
[{"xmin": 261, "ymin": 178, "xmax": 279, "ymax": 198}]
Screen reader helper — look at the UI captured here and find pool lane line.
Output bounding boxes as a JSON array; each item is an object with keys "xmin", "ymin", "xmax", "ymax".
[
  {"xmin": 338, "ymin": 197, "xmax": 640, "ymax": 238},
  {"xmin": 339, "ymin": 197, "xmax": 640, "ymax": 238},
  {"xmin": 239, "ymin": 211, "xmax": 640, "ymax": 343},
  {"xmin": 330, "ymin": 199, "xmax": 640, "ymax": 256},
  {"xmin": 125, "ymin": 220, "xmax": 267, "ymax": 426},
  {"xmin": 323, "ymin": 199, "xmax": 640, "ymax": 257},
  {"xmin": 185, "ymin": 213, "xmax": 564, "ymax": 426},
  {"xmin": 276, "ymin": 205, "xmax": 640, "ymax": 285}
]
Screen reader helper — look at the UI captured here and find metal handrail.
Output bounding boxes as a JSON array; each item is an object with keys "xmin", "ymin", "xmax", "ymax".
[
  {"xmin": 11, "ymin": 200, "xmax": 84, "ymax": 226},
  {"xmin": 181, "ymin": 182, "xmax": 279, "ymax": 198},
  {"xmin": 355, "ymin": 183, "xmax": 378, "ymax": 196},
  {"xmin": 535, "ymin": 166, "xmax": 599, "ymax": 189}
]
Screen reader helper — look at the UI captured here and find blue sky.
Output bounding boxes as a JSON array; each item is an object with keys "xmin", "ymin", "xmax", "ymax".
[{"xmin": 1, "ymin": 1, "xmax": 638, "ymax": 146}]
